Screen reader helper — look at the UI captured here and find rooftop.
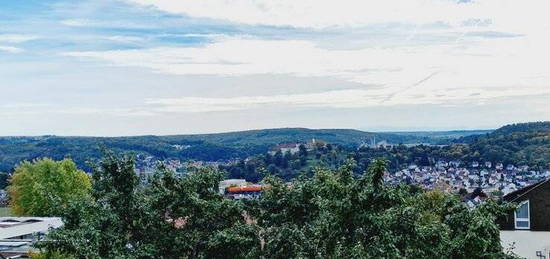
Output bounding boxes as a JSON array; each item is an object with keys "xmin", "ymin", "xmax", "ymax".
[{"xmin": 0, "ymin": 217, "xmax": 63, "ymax": 240}]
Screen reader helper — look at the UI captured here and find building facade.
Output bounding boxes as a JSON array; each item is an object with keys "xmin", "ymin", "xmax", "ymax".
[{"xmin": 499, "ymin": 179, "xmax": 550, "ymax": 258}]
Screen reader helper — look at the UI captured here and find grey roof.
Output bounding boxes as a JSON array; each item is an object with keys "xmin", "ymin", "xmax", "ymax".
[{"xmin": 0, "ymin": 217, "xmax": 63, "ymax": 240}]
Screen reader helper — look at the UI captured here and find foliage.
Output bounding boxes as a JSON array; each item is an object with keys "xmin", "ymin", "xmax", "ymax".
[
  {"xmin": 30, "ymin": 251, "xmax": 76, "ymax": 259},
  {"xmin": 39, "ymin": 152, "xmax": 260, "ymax": 258},
  {"xmin": 0, "ymin": 172, "xmax": 8, "ymax": 189},
  {"xmin": 40, "ymin": 153, "xmax": 516, "ymax": 258},
  {"xmin": 254, "ymin": 159, "xmax": 516, "ymax": 258},
  {"xmin": 220, "ymin": 143, "xmax": 347, "ymax": 182},
  {"xmin": 460, "ymin": 122, "xmax": 550, "ymax": 170},
  {"xmin": 7, "ymin": 158, "xmax": 91, "ymax": 216}
]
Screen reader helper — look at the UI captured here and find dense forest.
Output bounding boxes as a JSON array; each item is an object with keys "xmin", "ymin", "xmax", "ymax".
[{"xmin": 0, "ymin": 128, "xmax": 484, "ymax": 172}]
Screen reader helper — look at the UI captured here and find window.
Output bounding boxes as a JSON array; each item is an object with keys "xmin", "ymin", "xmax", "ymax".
[{"xmin": 515, "ymin": 200, "xmax": 530, "ymax": 229}]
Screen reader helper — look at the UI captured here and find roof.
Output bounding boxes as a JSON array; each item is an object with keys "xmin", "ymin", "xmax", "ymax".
[
  {"xmin": 503, "ymin": 178, "xmax": 550, "ymax": 202},
  {"xmin": 227, "ymin": 185, "xmax": 262, "ymax": 193},
  {"xmin": 0, "ymin": 217, "xmax": 63, "ymax": 240},
  {"xmin": 0, "ymin": 240, "xmax": 33, "ymax": 257}
]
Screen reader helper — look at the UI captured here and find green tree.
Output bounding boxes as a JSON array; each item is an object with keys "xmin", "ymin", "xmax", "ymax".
[
  {"xmin": 256, "ymin": 158, "xmax": 517, "ymax": 258},
  {"xmin": 7, "ymin": 158, "xmax": 91, "ymax": 216},
  {"xmin": 273, "ymin": 150, "xmax": 283, "ymax": 167},
  {"xmin": 40, "ymin": 152, "xmax": 260, "ymax": 258},
  {"xmin": 40, "ymin": 154, "xmax": 517, "ymax": 258}
]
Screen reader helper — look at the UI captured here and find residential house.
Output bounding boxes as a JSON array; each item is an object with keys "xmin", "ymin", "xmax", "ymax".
[
  {"xmin": 499, "ymin": 179, "xmax": 550, "ymax": 259},
  {"xmin": 224, "ymin": 185, "xmax": 262, "ymax": 200},
  {"xmin": 218, "ymin": 179, "xmax": 247, "ymax": 194}
]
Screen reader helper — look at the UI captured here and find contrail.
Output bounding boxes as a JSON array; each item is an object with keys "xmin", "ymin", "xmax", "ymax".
[{"xmin": 382, "ymin": 71, "xmax": 439, "ymax": 103}]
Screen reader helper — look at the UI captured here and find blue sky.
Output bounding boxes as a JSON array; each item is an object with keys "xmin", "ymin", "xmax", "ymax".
[{"xmin": 1, "ymin": 0, "xmax": 549, "ymax": 136}]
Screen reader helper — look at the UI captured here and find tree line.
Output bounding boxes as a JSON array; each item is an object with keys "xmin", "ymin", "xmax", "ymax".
[{"xmin": 4, "ymin": 153, "xmax": 517, "ymax": 258}]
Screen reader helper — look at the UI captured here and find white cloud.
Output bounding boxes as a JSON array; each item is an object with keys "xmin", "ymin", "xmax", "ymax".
[
  {"xmin": 60, "ymin": 19, "xmax": 156, "ymax": 29},
  {"xmin": 0, "ymin": 34, "xmax": 33, "ymax": 54},
  {"xmin": 104, "ymin": 35, "xmax": 145, "ymax": 43},
  {"xmin": 0, "ymin": 45, "xmax": 24, "ymax": 54},
  {"xmin": 146, "ymin": 85, "xmax": 550, "ymax": 113},
  {"xmin": 64, "ymin": 34, "xmax": 550, "ymax": 108},
  {"xmin": 60, "ymin": 19, "xmax": 96, "ymax": 27},
  {"xmin": 58, "ymin": 0, "xmax": 550, "ymax": 113},
  {"xmin": 0, "ymin": 104, "xmax": 156, "ymax": 117},
  {"xmin": 126, "ymin": 0, "xmax": 550, "ymax": 33},
  {"xmin": 0, "ymin": 34, "xmax": 38, "ymax": 43}
]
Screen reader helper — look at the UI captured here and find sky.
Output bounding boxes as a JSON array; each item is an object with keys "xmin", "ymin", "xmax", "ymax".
[{"xmin": 1, "ymin": 0, "xmax": 550, "ymax": 136}]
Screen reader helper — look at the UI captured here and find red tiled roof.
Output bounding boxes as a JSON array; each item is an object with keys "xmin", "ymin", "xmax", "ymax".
[{"xmin": 227, "ymin": 185, "xmax": 262, "ymax": 193}]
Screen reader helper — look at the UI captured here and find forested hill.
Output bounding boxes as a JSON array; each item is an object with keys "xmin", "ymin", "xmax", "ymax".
[
  {"xmin": 0, "ymin": 128, "xmax": 471, "ymax": 172},
  {"xmin": 491, "ymin": 121, "xmax": 550, "ymax": 135},
  {"xmin": 222, "ymin": 122, "xmax": 550, "ymax": 182},
  {"xmin": 451, "ymin": 122, "xmax": 550, "ymax": 168},
  {"xmin": 1, "ymin": 123, "xmax": 546, "ymax": 173}
]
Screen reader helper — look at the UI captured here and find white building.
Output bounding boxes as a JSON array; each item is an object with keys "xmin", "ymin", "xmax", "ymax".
[
  {"xmin": 0, "ymin": 217, "xmax": 63, "ymax": 258},
  {"xmin": 268, "ymin": 143, "xmax": 300, "ymax": 155}
]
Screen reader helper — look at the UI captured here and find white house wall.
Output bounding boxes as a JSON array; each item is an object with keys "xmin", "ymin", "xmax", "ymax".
[{"xmin": 501, "ymin": 230, "xmax": 550, "ymax": 259}]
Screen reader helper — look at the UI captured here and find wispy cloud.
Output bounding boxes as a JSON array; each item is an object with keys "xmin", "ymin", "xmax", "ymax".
[
  {"xmin": 146, "ymin": 86, "xmax": 550, "ymax": 113},
  {"xmin": 0, "ymin": 104, "xmax": 157, "ymax": 117},
  {"xmin": 60, "ymin": 18, "xmax": 158, "ymax": 29},
  {"xmin": 63, "ymin": 34, "xmax": 550, "ymax": 107},
  {"xmin": 60, "ymin": 19, "xmax": 96, "ymax": 27},
  {"xmin": 0, "ymin": 34, "xmax": 39, "ymax": 43},
  {"xmin": 0, "ymin": 45, "xmax": 24, "ymax": 53},
  {"xmin": 126, "ymin": 0, "xmax": 550, "ymax": 34}
]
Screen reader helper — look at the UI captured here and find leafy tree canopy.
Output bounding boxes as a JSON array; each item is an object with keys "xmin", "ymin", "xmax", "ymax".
[
  {"xmin": 39, "ymin": 153, "xmax": 517, "ymax": 258},
  {"xmin": 7, "ymin": 158, "xmax": 91, "ymax": 216}
]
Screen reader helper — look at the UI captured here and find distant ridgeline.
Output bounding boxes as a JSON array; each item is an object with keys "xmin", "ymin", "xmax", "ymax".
[
  {"xmin": 0, "ymin": 122, "xmax": 548, "ymax": 176},
  {"xmin": 0, "ymin": 128, "xmax": 466, "ymax": 172}
]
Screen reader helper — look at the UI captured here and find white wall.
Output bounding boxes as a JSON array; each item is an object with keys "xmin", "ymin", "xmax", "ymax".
[{"xmin": 501, "ymin": 231, "xmax": 550, "ymax": 259}]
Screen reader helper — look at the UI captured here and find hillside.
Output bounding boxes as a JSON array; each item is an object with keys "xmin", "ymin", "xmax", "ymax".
[
  {"xmin": 0, "ymin": 123, "xmax": 546, "ymax": 174},
  {"xmin": 388, "ymin": 130, "xmax": 493, "ymax": 143},
  {"xmin": 458, "ymin": 122, "xmax": 550, "ymax": 168},
  {"xmin": 0, "ymin": 128, "xmax": 457, "ymax": 172},
  {"xmin": 166, "ymin": 128, "xmax": 428, "ymax": 146},
  {"xmin": 221, "ymin": 122, "xmax": 550, "ymax": 183}
]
